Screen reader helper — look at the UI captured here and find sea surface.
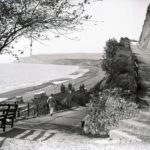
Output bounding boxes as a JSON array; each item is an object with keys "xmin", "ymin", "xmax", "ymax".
[{"xmin": 0, "ymin": 63, "xmax": 88, "ymax": 94}]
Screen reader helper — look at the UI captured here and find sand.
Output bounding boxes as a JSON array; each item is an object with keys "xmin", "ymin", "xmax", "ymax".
[{"xmin": 0, "ymin": 65, "xmax": 105, "ymax": 103}]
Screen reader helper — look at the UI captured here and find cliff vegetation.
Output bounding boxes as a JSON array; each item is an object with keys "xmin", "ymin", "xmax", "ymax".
[{"xmin": 84, "ymin": 38, "xmax": 139, "ymax": 136}]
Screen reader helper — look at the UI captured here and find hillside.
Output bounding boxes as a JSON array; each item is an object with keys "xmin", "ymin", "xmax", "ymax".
[
  {"xmin": 139, "ymin": 4, "xmax": 150, "ymax": 50},
  {"xmin": 17, "ymin": 53, "xmax": 102, "ymax": 66}
]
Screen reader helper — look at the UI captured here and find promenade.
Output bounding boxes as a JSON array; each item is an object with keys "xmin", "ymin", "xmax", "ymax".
[{"xmin": 0, "ymin": 105, "xmax": 149, "ymax": 150}]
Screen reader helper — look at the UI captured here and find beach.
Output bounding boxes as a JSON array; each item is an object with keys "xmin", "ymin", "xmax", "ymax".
[{"xmin": 0, "ymin": 65, "xmax": 105, "ymax": 103}]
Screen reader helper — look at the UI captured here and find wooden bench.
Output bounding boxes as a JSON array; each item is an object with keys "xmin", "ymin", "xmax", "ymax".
[{"xmin": 0, "ymin": 103, "xmax": 18, "ymax": 131}]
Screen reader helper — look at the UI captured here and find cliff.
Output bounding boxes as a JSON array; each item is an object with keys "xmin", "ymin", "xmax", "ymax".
[
  {"xmin": 139, "ymin": 4, "xmax": 150, "ymax": 50},
  {"xmin": 16, "ymin": 53, "xmax": 102, "ymax": 66}
]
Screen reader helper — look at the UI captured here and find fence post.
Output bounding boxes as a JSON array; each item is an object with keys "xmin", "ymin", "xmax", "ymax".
[
  {"xmin": 28, "ymin": 103, "xmax": 30, "ymax": 117},
  {"xmin": 17, "ymin": 108, "xmax": 20, "ymax": 117},
  {"xmin": 37, "ymin": 104, "xmax": 39, "ymax": 117},
  {"xmin": 14, "ymin": 102, "xmax": 17, "ymax": 119},
  {"xmin": 33, "ymin": 107, "xmax": 36, "ymax": 116}
]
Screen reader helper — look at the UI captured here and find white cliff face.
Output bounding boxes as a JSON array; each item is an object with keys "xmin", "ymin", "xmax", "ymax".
[{"xmin": 139, "ymin": 4, "xmax": 150, "ymax": 50}]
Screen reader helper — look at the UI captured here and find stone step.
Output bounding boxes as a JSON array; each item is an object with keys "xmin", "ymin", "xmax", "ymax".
[
  {"xmin": 0, "ymin": 137, "xmax": 38, "ymax": 149},
  {"xmin": 142, "ymin": 96, "xmax": 150, "ymax": 100},
  {"xmin": 137, "ymin": 96, "xmax": 150, "ymax": 110},
  {"xmin": 137, "ymin": 111, "xmax": 150, "ymax": 123},
  {"xmin": 119, "ymin": 119, "xmax": 150, "ymax": 137},
  {"xmin": 0, "ymin": 129, "xmax": 57, "ymax": 142},
  {"xmin": 109, "ymin": 129, "xmax": 142, "ymax": 142}
]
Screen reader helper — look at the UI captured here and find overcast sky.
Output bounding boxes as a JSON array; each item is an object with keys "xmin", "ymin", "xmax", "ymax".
[{"xmin": 0, "ymin": 0, "xmax": 149, "ymax": 63}]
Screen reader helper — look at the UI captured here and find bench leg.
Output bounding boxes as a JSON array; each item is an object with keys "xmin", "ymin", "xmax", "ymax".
[
  {"xmin": 3, "ymin": 125, "xmax": 5, "ymax": 132},
  {"xmin": 11, "ymin": 119, "xmax": 14, "ymax": 128},
  {"xmin": 2, "ymin": 121, "xmax": 5, "ymax": 132}
]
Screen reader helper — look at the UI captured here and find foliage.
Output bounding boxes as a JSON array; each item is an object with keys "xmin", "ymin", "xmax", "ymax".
[
  {"xmin": 84, "ymin": 91, "xmax": 112, "ymax": 136},
  {"xmin": 68, "ymin": 83, "xmax": 73, "ymax": 91},
  {"xmin": 53, "ymin": 90, "xmax": 90, "ymax": 110},
  {"xmin": 0, "ymin": 0, "xmax": 88, "ymax": 56},
  {"xmin": 79, "ymin": 84, "xmax": 85, "ymax": 92},
  {"xmin": 73, "ymin": 90, "xmax": 89, "ymax": 106},
  {"xmin": 101, "ymin": 38, "xmax": 124, "ymax": 76},
  {"xmin": 84, "ymin": 89, "xmax": 138, "ymax": 136},
  {"xmin": 60, "ymin": 83, "xmax": 66, "ymax": 93},
  {"xmin": 32, "ymin": 92, "xmax": 49, "ymax": 115},
  {"xmin": 101, "ymin": 37, "xmax": 137, "ymax": 94}
]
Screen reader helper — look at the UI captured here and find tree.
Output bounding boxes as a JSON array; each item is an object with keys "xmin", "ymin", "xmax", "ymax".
[
  {"xmin": 101, "ymin": 37, "xmax": 137, "ymax": 93},
  {"xmin": 0, "ymin": 0, "xmax": 87, "ymax": 56},
  {"xmin": 68, "ymin": 83, "xmax": 72, "ymax": 91},
  {"xmin": 101, "ymin": 38, "xmax": 119, "ymax": 76},
  {"xmin": 60, "ymin": 83, "xmax": 66, "ymax": 93}
]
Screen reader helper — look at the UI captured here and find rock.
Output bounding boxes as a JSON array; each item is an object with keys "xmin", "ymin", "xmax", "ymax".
[{"xmin": 139, "ymin": 4, "xmax": 150, "ymax": 50}]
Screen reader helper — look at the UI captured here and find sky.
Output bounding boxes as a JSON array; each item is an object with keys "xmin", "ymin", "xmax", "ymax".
[{"xmin": 0, "ymin": 0, "xmax": 149, "ymax": 63}]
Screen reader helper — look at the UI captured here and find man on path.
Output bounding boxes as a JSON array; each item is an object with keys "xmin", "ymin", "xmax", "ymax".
[{"xmin": 47, "ymin": 94, "xmax": 56, "ymax": 116}]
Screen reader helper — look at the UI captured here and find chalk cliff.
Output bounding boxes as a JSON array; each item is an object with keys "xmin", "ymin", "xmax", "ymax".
[{"xmin": 139, "ymin": 4, "xmax": 150, "ymax": 50}]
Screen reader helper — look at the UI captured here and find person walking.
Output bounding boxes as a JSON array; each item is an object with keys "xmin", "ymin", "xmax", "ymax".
[{"xmin": 47, "ymin": 94, "xmax": 56, "ymax": 116}]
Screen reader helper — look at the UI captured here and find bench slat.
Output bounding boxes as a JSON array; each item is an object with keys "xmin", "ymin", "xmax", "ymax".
[{"xmin": 0, "ymin": 103, "xmax": 18, "ymax": 131}]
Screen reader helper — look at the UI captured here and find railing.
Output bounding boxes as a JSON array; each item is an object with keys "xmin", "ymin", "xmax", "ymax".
[{"xmin": 16, "ymin": 91, "xmax": 49, "ymax": 119}]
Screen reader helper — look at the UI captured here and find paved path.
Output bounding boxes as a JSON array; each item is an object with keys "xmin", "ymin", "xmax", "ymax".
[
  {"xmin": 1, "ymin": 45, "xmax": 150, "ymax": 149},
  {"xmin": 0, "ymin": 107, "xmax": 87, "ymax": 142}
]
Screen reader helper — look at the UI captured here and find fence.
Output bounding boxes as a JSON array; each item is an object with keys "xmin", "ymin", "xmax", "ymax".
[
  {"xmin": 16, "ymin": 91, "xmax": 49, "ymax": 119},
  {"xmin": 17, "ymin": 103, "xmax": 49, "ymax": 118}
]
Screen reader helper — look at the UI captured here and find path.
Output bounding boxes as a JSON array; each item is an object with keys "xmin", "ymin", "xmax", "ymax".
[
  {"xmin": 0, "ymin": 46, "xmax": 150, "ymax": 149},
  {"xmin": 0, "ymin": 105, "xmax": 150, "ymax": 150},
  {"xmin": 0, "ymin": 107, "xmax": 87, "ymax": 142}
]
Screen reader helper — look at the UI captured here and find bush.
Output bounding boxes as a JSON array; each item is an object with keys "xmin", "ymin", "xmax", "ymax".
[
  {"xmin": 32, "ymin": 93, "xmax": 49, "ymax": 115},
  {"xmin": 83, "ymin": 91, "xmax": 113, "ymax": 136},
  {"xmin": 60, "ymin": 83, "xmax": 66, "ymax": 93},
  {"xmin": 68, "ymin": 83, "xmax": 73, "ymax": 91},
  {"xmin": 74, "ymin": 91, "xmax": 89, "ymax": 106},
  {"xmin": 84, "ymin": 89, "xmax": 138, "ymax": 136},
  {"xmin": 79, "ymin": 84, "xmax": 85, "ymax": 92},
  {"xmin": 54, "ymin": 90, "xmax": 90, "ymax": 110}
]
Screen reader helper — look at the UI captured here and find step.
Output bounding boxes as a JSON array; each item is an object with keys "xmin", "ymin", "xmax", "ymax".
[
  {"xmin": 0, "ymin": 128, "xmax": 57, "ymax": 142},
  {"xmin": 119, "ymin": 119, "xmax": 150, "ymax": 137},
  {"xmin": 109, "ymin": 129, "xmax": 142, "ymax": 142},
  {"xmin": 137, "ymin": 111, "xmax": 150, "ymax": 123},
  {"xmin": 140, "ymin": 96, "xmax": 150, "ymax": 101},
  {"xmin": 0, "ymin": 137, "xmax": 38, "ymax": 149}
]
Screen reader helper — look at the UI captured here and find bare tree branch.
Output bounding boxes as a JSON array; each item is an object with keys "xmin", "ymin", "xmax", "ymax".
[{"xmin": 0, "ymin": 0, "xmax": 87, "ymax": 54}]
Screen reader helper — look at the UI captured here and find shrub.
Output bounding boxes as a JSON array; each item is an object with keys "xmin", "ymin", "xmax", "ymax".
[
  {"xmin": 60, "ymin": 83, "xmax": 66, "ymax": 93},
  {"xmin": 54, "ymin": 90, "xmax": 90, "ymax": 110},
  {"xmin": 79, "ymin": 84, "xmax": 85, "ymax": 92},
  {"xmin": 84, "ymin": 89, "xmax": 138, "ymax": 136},
  {"xmin": 83, "ymin": 91, "xmax": 113, "ymax": 136},
  {"xmin": 71, "ymin": 87, "xmax": 75, "ymax": 93},
  {"xmin": 32, "ymin": 93, "xmax": 49, "ymax": 115},
  {"xmin": 68, "ymin": 83, "xmax": 73, "ymax": 91},
  {"xmin": 74, "ymin": 91, "xmax": 89, "ymax": 106}
]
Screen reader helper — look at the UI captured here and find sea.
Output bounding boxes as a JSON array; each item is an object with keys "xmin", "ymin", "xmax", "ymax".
[{"xmin": 0, "ymin": 63, "xmax": 88, "ymax": 94}]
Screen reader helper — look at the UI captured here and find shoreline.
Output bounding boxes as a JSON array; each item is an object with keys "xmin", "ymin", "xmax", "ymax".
[
  {"xmin": 0, "ymin": 65, "xmax": 87, "ymax": 98},
  {"xmin": 0, "ymin": 78, "xmax": 71, "ymax": 100},
  {"xmin": 0, "ymin": 65, "xmax": 105, "ymax": 102}
]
